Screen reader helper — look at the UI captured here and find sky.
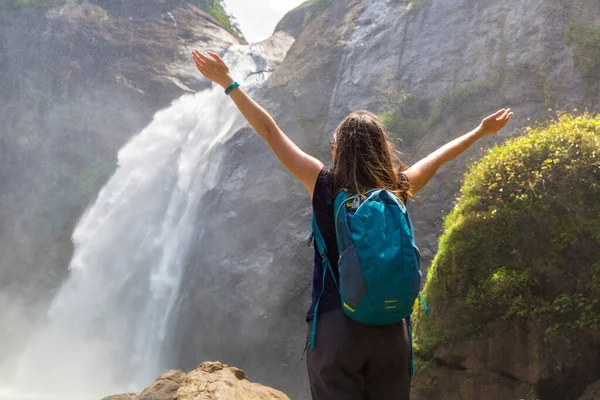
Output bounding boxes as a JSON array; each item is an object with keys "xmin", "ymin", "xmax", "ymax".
[{"xmin": 224, "ymin": 0, "xmax": 307, "ymax": 43}]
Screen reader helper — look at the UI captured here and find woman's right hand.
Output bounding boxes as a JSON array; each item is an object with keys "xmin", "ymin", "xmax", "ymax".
[
  {"xmin": 192, "ymin": 50, "xmax": 234, "ymax": 89},
  {"xmin": 192, "ymin": 48, "xmax": 323, "ymax": 196}
]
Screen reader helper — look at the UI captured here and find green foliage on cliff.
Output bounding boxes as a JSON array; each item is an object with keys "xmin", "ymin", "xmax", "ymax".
[
  {"xmin": 303, "ymin": 0, "xmax": 333, "ymax": 26},
  {"xmin": 378, "ymin": 64, "xmax": 556, "ymax": 148},
  {"xmin": 190, "ymin": 0, "xmax": 244, "ymax": 40},
  {"xmin": 414, "ymin": 113, "xmax": 600, "ymax": 354},
  {"xmin": 565, "ymin": 21, "xmax": 600, "ymax": 80},
  {"xmin": 379, "ymin": 81, "xmax": 497, "ymax": 147},
  {"xmin": 379, "ymin": 91, "xmax": 427, "ymax": 147},
  {"xmin": 427, "ymin": 82, "xmax": 497, "ymax": 125}
]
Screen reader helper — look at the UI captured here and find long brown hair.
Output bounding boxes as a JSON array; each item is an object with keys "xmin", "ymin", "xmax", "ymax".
[{"xmin": 332, "ymin": 110, "xmax": 410, "ymax": 200}]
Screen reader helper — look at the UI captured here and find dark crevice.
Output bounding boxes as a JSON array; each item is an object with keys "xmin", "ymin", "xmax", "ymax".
[
  {"xmin": 498, "ymin": 370, "xmax": 523, "ymax": 383},
  {"xmin": 415, "ymin": 354, "xmax": 467, "ymax": 372},
  {"xmin": 418, "ymin": 355, "xmax": 532, "ymax": 384},
  {"xmin": 537, "ymin": 372, "xmax": 600, "ymax": 400},
  {"xmin": 433, "ymin": 357, "xmax": 468, "ymax": 372},
  {"xmin": 155, "ymin": 377, "xmax": 184, "ymax": 386}
]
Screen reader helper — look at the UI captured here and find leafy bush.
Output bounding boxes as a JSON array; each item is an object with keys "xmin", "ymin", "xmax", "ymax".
[{"xmin": 414, "ymin": 113, "xmax": 600, "ymax": 354}]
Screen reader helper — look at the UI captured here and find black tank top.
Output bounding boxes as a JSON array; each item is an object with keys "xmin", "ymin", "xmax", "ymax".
[{"xmin": 306, "ymin": 167, "xmax": 340, "ymax": 321}]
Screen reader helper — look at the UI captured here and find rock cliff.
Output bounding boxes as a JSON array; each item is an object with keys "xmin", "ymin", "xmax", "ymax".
[{"xmin": 172, "ymin": 0, "xmax": 600, "ymax": 398}]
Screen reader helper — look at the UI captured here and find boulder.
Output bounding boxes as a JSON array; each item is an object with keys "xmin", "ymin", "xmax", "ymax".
[
  {"xmin": 139, "ymin": 370, "xmax": 187, "ymax": 400},
  {"xmin": 578, "ymin": 380, "xmax": 600, "ymax": 400},
  {"xmin": 104, "ymin": 362, "xmax": 290, "ymax": 400},
  {"xmin": 102, "ymin": 395, "xmax": 138, "ymax": 400},
  {"xmin": 175, "ymin": 362, "xmax": 290, "ymax": 400}
]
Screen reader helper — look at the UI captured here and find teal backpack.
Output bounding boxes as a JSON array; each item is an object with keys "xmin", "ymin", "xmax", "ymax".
[{"xmin": 309, "ymin": 189, "xmax": 428, "ymax": 372}]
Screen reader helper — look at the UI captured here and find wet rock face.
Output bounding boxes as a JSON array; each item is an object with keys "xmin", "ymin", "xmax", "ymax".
[
  {"xmin": 43, "ymin": 3, "xmax": 240, "ymax": 105},
  {"xmin": 103, "ymin": 363, "xmax": 290, "ymax": 400}
]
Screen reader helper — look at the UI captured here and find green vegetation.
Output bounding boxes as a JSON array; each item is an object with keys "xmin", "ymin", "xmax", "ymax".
[
  {"xmin": 404, "ymin": 1, "xmax": 424, "ymax": 13},
  {"xmin": 427, "ymin": 82, "xmax": 496, "ymax": 125},
  {"xmin": 414, "ymin": 113, "xmax": 600, "ymax": 355},
  {"xmin": 565, "ymin": 21, "xmax": 600, "ymax": 80},
  {"xmin": 190, "ymin": 0, "xmax": 244, "ymax": 41},
  {"xmin": 303, "ymin": 0, "xmax": 333, "ymax": 27},
  {"xmin": 379, "ymin": 91, "xmax": 427, "ymax": 147},
  {"xmin": 89, "ymin": 6, "xmax": 109, "ymax": 21},
  {"xmin": 378, "ymin": 80, "xmax": 497, "ymax": 147},
  {"xmin": 378, "ymin": 64, "xmax": 552, "ymax": 147}
]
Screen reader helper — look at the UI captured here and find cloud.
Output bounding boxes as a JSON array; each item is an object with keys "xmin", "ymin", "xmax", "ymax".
[{"xmin": 224, "ymin": 0, "xmax": 306, "ymax": 43}]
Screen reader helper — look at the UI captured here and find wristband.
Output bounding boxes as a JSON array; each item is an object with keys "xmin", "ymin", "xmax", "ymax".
[{"xmin": 224, "ymin": 81, "xmax": 240, "ymax": 95}]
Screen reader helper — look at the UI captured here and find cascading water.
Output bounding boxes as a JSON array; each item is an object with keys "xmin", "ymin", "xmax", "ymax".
[{"xmin": 6, "ymin": 44, "xmax": 272, "ymax": 400}]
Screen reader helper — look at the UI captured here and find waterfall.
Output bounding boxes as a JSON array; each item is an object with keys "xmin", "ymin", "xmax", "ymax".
[{"xmin": 8, "ymin": 44, "xmax": 271, "ymax": 400}]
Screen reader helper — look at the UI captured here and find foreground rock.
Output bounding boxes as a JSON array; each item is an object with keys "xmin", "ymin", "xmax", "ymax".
[
  {"xmin": 579, "ymin": 380, "xmax": 600, "ymax": 400},
  {"xmin": 103, "ymin": 362, "xmax": 290, "ymax": 400}
]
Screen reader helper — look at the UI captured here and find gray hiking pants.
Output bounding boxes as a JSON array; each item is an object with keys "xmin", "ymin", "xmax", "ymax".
[{"xmin": 306, "ymin": 307, "xmax": 412, "ymax": 400}]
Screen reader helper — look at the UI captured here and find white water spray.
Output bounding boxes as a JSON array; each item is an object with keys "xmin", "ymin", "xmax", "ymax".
[{"xmin": 7, "ymin": 45, "xmax": 271, "ymax": 400}]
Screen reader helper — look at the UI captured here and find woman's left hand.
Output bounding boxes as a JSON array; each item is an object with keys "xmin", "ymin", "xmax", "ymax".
[
  {"xmin": 192, "ymin": 50, "xmax": 234, "ymax": 88},
  {"xmin": 477, "ymin": 108, "xmax": 514, "ymax": 136}
]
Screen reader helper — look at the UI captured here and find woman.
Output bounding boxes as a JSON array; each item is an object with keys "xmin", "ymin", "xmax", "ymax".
[{"xmin": 192, "ymin": 50, "xmax": 513, "ymax": 400}]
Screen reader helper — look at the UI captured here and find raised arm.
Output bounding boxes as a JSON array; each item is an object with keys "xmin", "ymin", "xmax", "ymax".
[
  {"xmin": 192, "ymin": 50, "xmax": 323, "ymax": 196},
  {"xmin": 404, "ymin": 109, "xmax": 514, "ymax": 194}
]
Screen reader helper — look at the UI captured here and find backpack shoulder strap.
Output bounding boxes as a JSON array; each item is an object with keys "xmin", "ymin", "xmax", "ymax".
[
  {"xmin": 311, "ymin": 215, "xmax": 338, "ymax": 291},
  {"xmin": 309, "ymin": 214, "xmax": 338, "ymax": 349},
  {"xmin": 333, "ymin": 190, "xmax": 355, "ymax": 252},
  {"xmin": 311, "ymin": 214, "xmax": 327, "ymax": 262}
]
